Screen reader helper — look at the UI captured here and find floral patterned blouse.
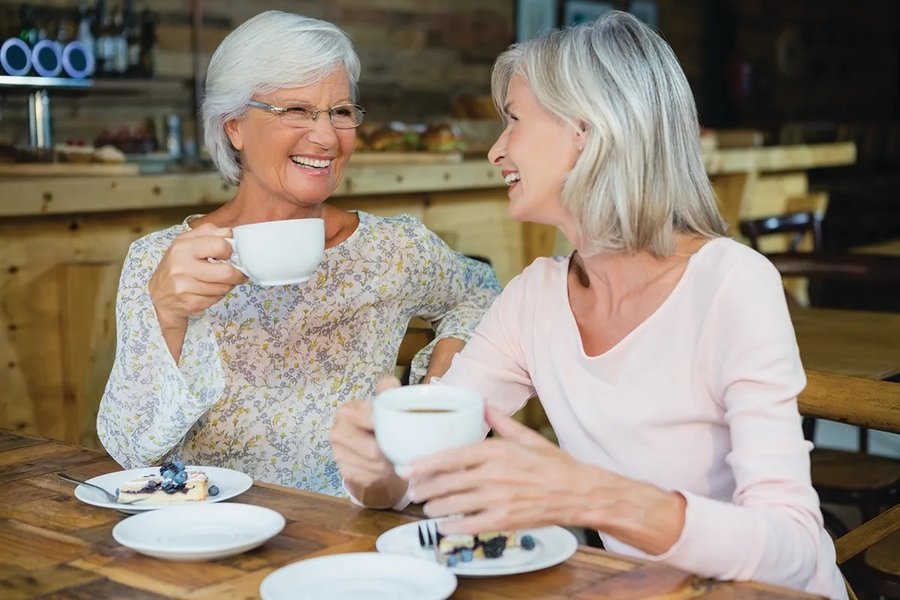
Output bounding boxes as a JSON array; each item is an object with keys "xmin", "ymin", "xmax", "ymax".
[{"xmin": 97, "ymin": 211, "xmax": 500, "ymax": 496}]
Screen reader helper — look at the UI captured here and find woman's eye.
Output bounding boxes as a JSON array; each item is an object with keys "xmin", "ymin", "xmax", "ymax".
[{"xmin": 287, "ymin": 107, "xmax": 313, "ymax": 118}]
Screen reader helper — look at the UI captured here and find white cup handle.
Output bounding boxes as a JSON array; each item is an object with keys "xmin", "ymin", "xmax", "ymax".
[{"xmin": 223, "ymin": 238, "xmax": 250, "ymax": 277}]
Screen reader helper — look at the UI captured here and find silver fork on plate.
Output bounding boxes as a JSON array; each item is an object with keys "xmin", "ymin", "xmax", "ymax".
[
  {"xmin": 418, "ymin": 521, "xmax": 437, "ymax": 549},
  {"xmin": 57, "ymin": 472, "xmax": 146, "ymax": 505}
]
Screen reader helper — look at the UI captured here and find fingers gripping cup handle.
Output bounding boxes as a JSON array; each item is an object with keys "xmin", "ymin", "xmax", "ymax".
[{"xmin": 223, "ymin": 238, "xmax": 250, "ymax": 277}]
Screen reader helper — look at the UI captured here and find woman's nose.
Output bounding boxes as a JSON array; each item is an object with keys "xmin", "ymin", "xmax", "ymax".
[
  {"xmin": 306, "ymin": 114, "xmax": 339, "ymax": 148},
  {"xmin": 487, "ymin": 128, "xmax": 508, "ymax": 165}
]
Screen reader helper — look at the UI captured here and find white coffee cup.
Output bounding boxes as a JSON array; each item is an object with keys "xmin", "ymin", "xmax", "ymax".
[
  {"xmin": 225, "ymin": 218, "xmax": 324, "ymax": 286},
  {"xmin": 373, "ymin": 383, "xmax": 485, "ymax": 471}
]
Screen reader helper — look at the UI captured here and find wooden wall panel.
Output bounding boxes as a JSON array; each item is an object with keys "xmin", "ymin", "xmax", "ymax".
[{"xmin": 0, "ymin": 0, "xmax": 513, "ymax": 146}]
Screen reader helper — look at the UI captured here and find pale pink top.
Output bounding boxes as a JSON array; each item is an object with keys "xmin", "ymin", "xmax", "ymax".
[{"xmin": 441, "ymin": 238, "xmax": 846, "ymax": 599}]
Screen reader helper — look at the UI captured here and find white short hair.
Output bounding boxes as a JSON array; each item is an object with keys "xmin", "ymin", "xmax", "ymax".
[
  {"xmin": 203, "ymin": 11, "xmax": 361, "ymax": 185},
  {"xmin": 492, "ymin": 11, "xmax": 726, "ymax": 256}
]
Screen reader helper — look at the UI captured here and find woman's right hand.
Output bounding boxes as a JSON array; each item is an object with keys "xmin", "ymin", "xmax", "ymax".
[
  {"xmin": 331, "ymin": 377, "xmax": 409, "ymax": 508},
  {"xmin": 148, "ymin": 223, "xmax": 248, "ymax": 330}
]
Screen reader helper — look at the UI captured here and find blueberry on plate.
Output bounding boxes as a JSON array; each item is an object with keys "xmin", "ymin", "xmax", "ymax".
[
  {"xmin": 208, "ymin": 485, "xmax": 219, "ymax": 496},
  {"xmin": 173, "ymin": 471, "xmax": 187, "ymax": 485},
  {"xmin": 459, "ymin": 548, "xmax": 473, "ymax": 562},
  {"xmin": 447, "ymin": 554, "xmax": 459, "ymax": 567},
  {"xmin": 520, "ymin": 535, "xmax": 536, "ymax": 551}
]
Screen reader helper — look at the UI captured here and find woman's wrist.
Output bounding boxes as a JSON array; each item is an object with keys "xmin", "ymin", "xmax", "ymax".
[
  {"xmin": 573, "ymin": 466, "xmax": 686, "ymax": 556},
  {"xmin": 347, "ymin": 472, "xmax": 409, "ymax": 509},
  {"xmin": 423, "ymin": 337, "xmax": 466, "ymax": 381}
]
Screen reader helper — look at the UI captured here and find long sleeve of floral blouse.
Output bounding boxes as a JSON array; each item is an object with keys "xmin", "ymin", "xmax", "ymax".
[
  {"xmin": 407, "ymin": 225, "xmax": 501, "ymax": 383},
  {"xmin": 97, "ymin": 233, "xmax": 226, "ymax": 468}
]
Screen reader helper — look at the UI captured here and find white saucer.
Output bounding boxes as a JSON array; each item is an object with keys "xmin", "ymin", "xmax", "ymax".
[
  {"xmin": 73, "ymin": 465, "xmax": 253, "ymax": 513},
  {"xmin": 376, "ymin": 520, "xmax": 579, "ymax": 577},
  {"xmin": 113, "ymin": 503, "xmax": 285, "ymax": 561},
  {"xmin": 260, "ymin": 552, "xmax": 457, "ymax": 600}
]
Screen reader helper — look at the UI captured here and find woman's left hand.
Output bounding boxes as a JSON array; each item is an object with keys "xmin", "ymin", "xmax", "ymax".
[{"xmin": 401, "ymin": 405, "xmax": 608, "ymax": 535}]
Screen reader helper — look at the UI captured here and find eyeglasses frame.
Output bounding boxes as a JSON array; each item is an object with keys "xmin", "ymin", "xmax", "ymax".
[{"xmin": 246, "ymin": 99, "xmax": 366, "ymax": 130}]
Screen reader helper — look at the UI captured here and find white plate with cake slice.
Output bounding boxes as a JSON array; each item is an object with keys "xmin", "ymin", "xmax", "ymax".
[
  {"xmin": 375, "ymin": 519, "xmax": 579, "ymax": 577},
  {"xmin": 113, "ymin": 503, "xmax": 285, "ymax": 561},
  {"xmin": 73, "ymin": 465, "xmax": 253, "ymax": 513}
]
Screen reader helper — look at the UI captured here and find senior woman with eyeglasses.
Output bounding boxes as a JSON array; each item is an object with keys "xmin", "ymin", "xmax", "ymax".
[
  {"xmin": 331, "ymin": 12, "xmax": 846, "ymax": 598},
  {"xmin": 97, "ymin": 11, "xmax": 500, "ymax": 496}
]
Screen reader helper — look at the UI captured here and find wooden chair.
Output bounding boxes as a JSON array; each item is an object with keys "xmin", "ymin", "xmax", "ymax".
[
  {"xmin": 770, "ymin": 253, "xmax": 900, "ymax": 553},
  {"xmin": 740, "ymin": 210, "xmax": 825, "ymax": 253},
  {"xmin": 800, "ymin": 371, "xmax": 900, "ymax": 599}
]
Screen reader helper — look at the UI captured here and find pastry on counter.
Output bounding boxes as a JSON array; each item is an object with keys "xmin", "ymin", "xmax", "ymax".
[
  {"xmin": 421, "ymin": 123, "xmax": 465, "ymax": 153},
  {"xmin": 93, "ymin": 145, "xmax": 127, "ymax": 163}
]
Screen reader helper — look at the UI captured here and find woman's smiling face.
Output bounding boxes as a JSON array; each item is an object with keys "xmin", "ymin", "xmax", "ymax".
[
  {"xmin": 488, "ymin": 74, "xmax": 582, "ymax": 227},
  {"xmin": 225, "ymin": 68, "xmax": 356, "ymax": 208}
]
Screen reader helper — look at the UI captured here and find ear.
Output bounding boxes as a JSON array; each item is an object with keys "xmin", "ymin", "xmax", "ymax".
[
  {"xmin": 224, "ymin": 118, "xmax": 244, "ymax": 151},
  {"xmin": 574, "ymin": 121, "xmax": 588, "ymax": 151}
]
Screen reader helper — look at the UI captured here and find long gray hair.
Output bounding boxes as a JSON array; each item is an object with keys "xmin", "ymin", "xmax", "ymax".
[{"xmin": 492, "ymin": 11, "xmax": 726, "ymax": 256}]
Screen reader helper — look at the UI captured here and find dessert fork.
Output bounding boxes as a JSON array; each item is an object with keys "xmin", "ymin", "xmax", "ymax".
[
  {"xmin": 418, "ymin": 521, "xmax": 437, "ymax": 549},
  {"xmin": 57, "ymin": 473, "xmax": 146, "ymax": 505}
]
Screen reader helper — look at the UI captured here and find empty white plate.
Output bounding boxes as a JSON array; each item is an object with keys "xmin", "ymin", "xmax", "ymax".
[
  {"xmin": 113, "ymin": 503, "xmax": 285, "ymax": 561},
  {"xmin": 73, "ymin": 465, "xmax": 253, "ymax": 514},
  {"xmin": 260, "ymin": 552, "xmax": 457, "ymax": 600}
]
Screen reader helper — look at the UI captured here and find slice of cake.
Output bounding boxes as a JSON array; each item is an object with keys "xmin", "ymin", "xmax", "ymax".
[
  {"xmin": 434, "ymin": 529, "xmax": 535, "ymax": 566},
  {"xmin": 116, "ymin": 461, "xmax": 213, "ymax": 504}
]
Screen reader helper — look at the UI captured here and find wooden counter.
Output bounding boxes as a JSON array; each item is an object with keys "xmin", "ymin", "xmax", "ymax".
[{"xmin": 0, "ymin": 143, "xmax": 857, "ymax": 447}]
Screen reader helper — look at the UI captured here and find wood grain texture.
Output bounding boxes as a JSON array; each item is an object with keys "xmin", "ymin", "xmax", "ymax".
[
  {"xmin": 0, "ymin": 431, "xmax": 820, "ymax": 599},
  {"xmin": 791, "ymin": 308, "xmax": 900, "ymax": 380}
]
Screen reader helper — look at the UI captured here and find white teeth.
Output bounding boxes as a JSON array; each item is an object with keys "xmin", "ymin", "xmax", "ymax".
[
  {"xmin": 291, "ymin": 156, "xmax": 332, "ymax": 168},
  {"xmin": 504, "ymin": 172, "xmax": 521, "ymax": 186}
]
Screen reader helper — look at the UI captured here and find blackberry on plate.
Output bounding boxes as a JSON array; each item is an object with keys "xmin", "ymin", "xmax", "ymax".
[{"xmin": 480, "ymin": 535, "xmax": 507, "ymax": 559}]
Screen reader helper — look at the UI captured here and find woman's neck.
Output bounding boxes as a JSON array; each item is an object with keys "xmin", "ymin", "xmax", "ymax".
[{"xmin": 572, "ymin": 235, "xmax": 706, "ymax": 305}]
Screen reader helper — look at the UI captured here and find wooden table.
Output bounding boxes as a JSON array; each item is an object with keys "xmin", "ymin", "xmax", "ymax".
[
  {"xmin": 853, "ymin": 237, "xmax": 900, "ymax": 257},
  {"xmin": 791, "ymin": 306, "xmax": 900, "ymax": 380},
  {"xmin": 0, "ymin": 431, "xmax": 820, "ymax": 599}
]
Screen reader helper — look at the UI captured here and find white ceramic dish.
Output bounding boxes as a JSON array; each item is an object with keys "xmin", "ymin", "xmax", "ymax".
[
  {"xmin": 73, "ymin": 465, "xmax": 252, "ymax": 513},
  {"xmin": 376, "ymin": 520, "xmax": 579, "ymax": 577},
  {"xmin": 259, "ymin": 552, "xmax": 457, "ymax": 600},
  {"xmin": 112, "ymin": 503, "xmax": 285, "ymax": 561}
]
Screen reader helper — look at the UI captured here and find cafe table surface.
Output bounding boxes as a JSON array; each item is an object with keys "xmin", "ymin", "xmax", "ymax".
[
  {"xmin": 790, "ymin": 305, "xmax": 900, "ymax": 380},
  {"xmin": 0, "ymin": 430, "xmax": 822, "ymax": 600},
  {"xmin": 852, "ymin": 237, "xmax": 900, "ymax": 256}
]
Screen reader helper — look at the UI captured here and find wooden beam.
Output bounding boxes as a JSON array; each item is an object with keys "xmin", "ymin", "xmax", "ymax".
[
  {"xmin": 834, "ymin": 504, "xmax": 900, "ymax": 564},
  {"xmin": 799, "ymin": 370, "xmax": 900, "ymax": 434}
]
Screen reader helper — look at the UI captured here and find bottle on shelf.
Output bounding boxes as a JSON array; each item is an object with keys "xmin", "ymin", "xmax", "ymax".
[
  {"xmin": 111, "ymin": 4, "xmax": 127, "ymax": 76},
  {"xmin": 93, "ymin": 0, "xmax": 117, "ymax": 77},
  {"xmin": 138, "ymin": 8, "xmax": 156, "ymax": 78},
  {"xmin": 123, "ymin": 0, "xmax": 140, "ymax": 77},
  {"xmin": 18, "ymin": 3, "xmax": 40, "ymax": 47}
]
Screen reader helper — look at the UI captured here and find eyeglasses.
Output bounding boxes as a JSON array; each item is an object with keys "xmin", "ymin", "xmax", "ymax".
[{"xmin": 247, "ymin": 100, "xmax": 366, "ymax": 130}]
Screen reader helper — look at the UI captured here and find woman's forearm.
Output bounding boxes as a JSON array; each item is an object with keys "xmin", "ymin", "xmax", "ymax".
[
  {"xmin": 154, "ymin": 307, "xmax": 188, "ymax": 363},
  {"xmin": 423, "ymin": 337, "xmax": 466, "ymax": 382},
  {"xmin": 574, "ymin": 466, "xmax": 686, "ymax": 555}
]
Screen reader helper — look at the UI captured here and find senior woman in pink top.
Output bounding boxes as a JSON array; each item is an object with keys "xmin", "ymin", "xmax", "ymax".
[{"xmin": 330, "ymin": 12, "xmax": 845, "ymax": 599}]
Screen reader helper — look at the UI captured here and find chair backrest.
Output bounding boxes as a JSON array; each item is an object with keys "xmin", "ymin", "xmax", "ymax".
[
  {"xmin": 739, "ymin": 210, "xmax": 825, "ymax": 252},
  {"xmin": 767, "ymin": 252, "xmax": 900, "ymax": 310},
  {"xmin": 799, "ymin": 371, "xmax": 900, "ymax": 568},
  {"xmin": 766, "ymin": 253, "xmax": 900, "ymax": 285}
]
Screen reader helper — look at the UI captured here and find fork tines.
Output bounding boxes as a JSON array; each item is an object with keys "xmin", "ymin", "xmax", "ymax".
[{"xmin": 417, "ymin": 521, "xmax": 436, "ymax": 549}]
